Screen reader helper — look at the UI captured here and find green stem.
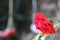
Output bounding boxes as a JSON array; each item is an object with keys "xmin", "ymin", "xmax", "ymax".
[{"xmin": 48, "ymin": 18, "xmax": 60, "ymax": 23}]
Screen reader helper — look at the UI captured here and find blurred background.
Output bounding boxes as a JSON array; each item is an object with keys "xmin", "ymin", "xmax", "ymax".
[{"xmin": 0, "ymin": 0, "xmax": 60, "ymax": 40}]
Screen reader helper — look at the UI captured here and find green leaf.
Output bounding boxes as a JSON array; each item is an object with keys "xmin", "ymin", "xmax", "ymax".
[
  {"xmin": 44, "ymin": 34, "xmax": 49, "ymax": 38},
  {"xmin": 32, "ymin": 33, "xmax": 42, "ymax": 40},
  {"xmin": 48, "ymin": 18, "xmax": 54, "ymax": 20},
  {"xmin": 55, "ymin": 23, "xmax": 60, "ymax": 30}
]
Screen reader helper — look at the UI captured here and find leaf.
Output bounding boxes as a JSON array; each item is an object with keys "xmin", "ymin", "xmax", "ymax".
[
  {"xmin": 55, "ymin": 23, "xmax": 60, "ymax": 30},
  {"xmin": 48, "ymin": 18, "xmax": 53, "ymax": 20},
  {"xmin": 44, "ymin": 34, "xmax": 49, "ymax": 38},
  {"xmin": 32, "ymin": 32, "xmax": 42, "ymax": 40}
]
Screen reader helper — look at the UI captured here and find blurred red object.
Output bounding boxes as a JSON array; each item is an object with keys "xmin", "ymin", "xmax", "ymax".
[
  {"xmin": 0, "ymin": 31, "xmax": 8, "ymax": 38},
  {"xmin": 8, "ymin": 28, "xmax": 16, "ymax": 36},
  {"xmin": 0, "ymin": 27, "xmax": 16, "ymax": 38},
  {"xmin": 34, "ymin": 12, "xmax": 55, "ymax": 34},
  {"xmin": 4, "ymin": 27, "xmax": 16, "ymax": 37}
]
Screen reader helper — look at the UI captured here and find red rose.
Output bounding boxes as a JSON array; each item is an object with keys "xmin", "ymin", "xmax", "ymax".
[{"xmin": 34, "ymin": 12, "xmax": 55, "ymax": 34}]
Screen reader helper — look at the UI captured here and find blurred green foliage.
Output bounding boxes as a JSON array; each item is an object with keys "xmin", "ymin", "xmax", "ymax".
[{"xmin": 0, "ymin": 0, "xmax": 32, "ymax": 40}]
